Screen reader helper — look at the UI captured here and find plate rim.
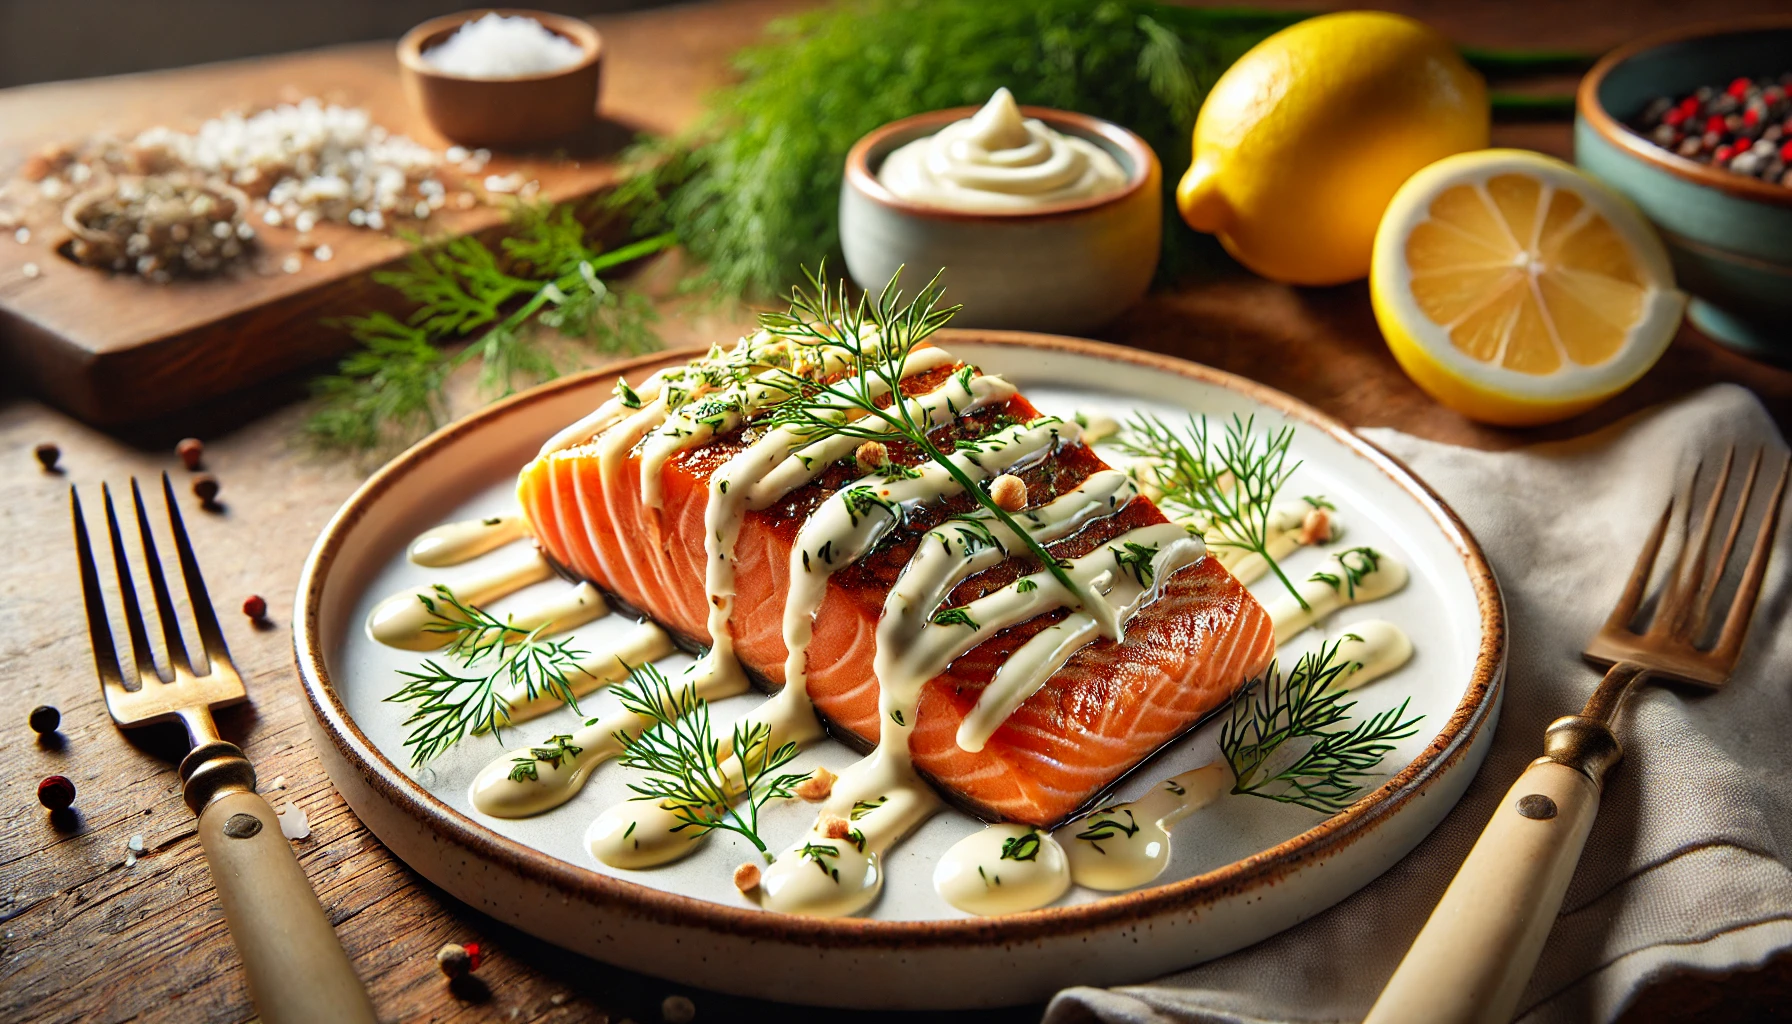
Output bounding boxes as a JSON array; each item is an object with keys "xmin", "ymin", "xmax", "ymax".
[{"xmin": 294, "ymin": 328, "xmax": 1506, "ymax": 949}]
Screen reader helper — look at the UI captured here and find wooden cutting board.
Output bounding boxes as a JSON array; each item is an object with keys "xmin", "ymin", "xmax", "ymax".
[{"xmin": 0, "ymin": 41, "xmax": 647, "ymax": 427}]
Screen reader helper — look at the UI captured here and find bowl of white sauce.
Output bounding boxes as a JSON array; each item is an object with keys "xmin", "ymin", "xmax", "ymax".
[
  {"xmin": 399, "ymin": 10, "xmax": 602, "ymax": 148},
  {"xmin": 842, "ymin": 88, "xmax": 1161, "ymax": 334}
]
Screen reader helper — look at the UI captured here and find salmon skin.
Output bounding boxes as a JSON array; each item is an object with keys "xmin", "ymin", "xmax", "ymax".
[{"xmin": 518, "ymin": 361, "xmax": 1274, "ymax": 827}]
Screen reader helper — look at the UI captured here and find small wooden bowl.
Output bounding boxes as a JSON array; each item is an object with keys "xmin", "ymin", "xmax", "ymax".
[{"xmin": 398, "ymin": 9, "xmax": 602, "ymax": 149}]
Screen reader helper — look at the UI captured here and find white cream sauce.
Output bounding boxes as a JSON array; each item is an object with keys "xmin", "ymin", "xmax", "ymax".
[
  {"xmin": 409, "ymin": 514, "xmax": 529, "ymax": 567},
  {"xmin": 366, "ymin": 546, "xmax": 554, "ymax": 650},
  {"xmin": 934, "ymin": 822, "xmax": 1071, "ymax": 916},
  {"xmin": 1267, "ymin": 546, "xmax": 1408, "ymax": 644},
  {"xmin": 1056, "ymin": 763, "xmax": 1229, "ymax": 891},
  {"xmin": 878, "ymin": 88, "xmax": 1129, "ymax": 213}
]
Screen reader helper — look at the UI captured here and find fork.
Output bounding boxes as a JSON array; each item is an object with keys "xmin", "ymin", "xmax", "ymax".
[
  {"xmin": 1365, "ymin": 447, "xmax": 1788, "ymax": 1024},
  {"xmin": 73, "ymin": 474, "xmax": 378, "ymax": 1024}
]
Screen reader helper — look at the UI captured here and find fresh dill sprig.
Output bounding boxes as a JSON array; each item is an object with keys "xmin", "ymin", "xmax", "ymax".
[
  {"xmin": 384, "ymin": 589, "xmax": 593, "ymax": 768},
  {"xmin": 1116, "ymin": 412, "xmax": 1307, "ymax": 607},
  {"xmin": 1219, "ymin": 642, "xmax": 1423, "ymax": 814},
  {"xmin": 305, "ymin": 200, "xmax": 675, "ymax": 454},
  {"xmin": 385, "ymin": 586, "xmax": 590, "ymax": 767},
  {"xmin": 610, "ymin": 662, "xmax": 811, "ymax": 860},
  {"xmin": 757, "ymin": 265, "xmax": 1094, "ymax": 610}
]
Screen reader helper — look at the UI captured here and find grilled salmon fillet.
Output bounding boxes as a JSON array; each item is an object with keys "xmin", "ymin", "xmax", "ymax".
[{"xmin": 518, "ymin": 362, "xmax": 1274, "ymax": 826}]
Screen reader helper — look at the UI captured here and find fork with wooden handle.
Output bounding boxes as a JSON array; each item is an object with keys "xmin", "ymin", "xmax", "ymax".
[
  {"xmin": 72, "ymin": 475, "xmax": 378, "ymax": 1024},
  {"xmin": 1366, "ymin": 447, "xmax": 1788, "ymax": 1024}
]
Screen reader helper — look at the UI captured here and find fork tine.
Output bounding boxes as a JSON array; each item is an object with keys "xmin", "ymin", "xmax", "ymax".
[
  {"xmin": 130, "ymin": 477, "xmax": 195, "ymax": 676},
  {"xmin": 1713, "ymin": 452, "xmax": 1789, "ymax": 665},
  {"xmin": 1656, "ymin": 447, "xmax": 1734, "ymax": 639},
  {"xmin": 1603, "ymin": 493, "xmax": 1673, "ymax": 633},
  {"xmin": 102, "ymin": 483, "xmax": 162, "ymax": 685},
  {"xmin": 72, "ymin": 487, "xmax": 130, "ymax": 700},
  {"xmin": 1689, "ymin": 447, "xmax": 1762, "ymax": 639},
  {"xmin": 161, "ymin": 472, "xmax": 231, "ymax": 671}
]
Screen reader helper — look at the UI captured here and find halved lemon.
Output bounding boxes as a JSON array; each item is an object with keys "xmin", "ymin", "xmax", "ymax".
[{"xmin": 1371, "ymin": 149, "xmax": 1685, "ymax": 426}]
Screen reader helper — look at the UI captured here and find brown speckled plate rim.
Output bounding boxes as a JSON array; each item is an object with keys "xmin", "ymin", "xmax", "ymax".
[
  {"xmin": 1577, "ymin": 15, "xmax": 1792, "ymax": 210},
  {"xmin": 294, "ymin": 329, "xmax": 1506, "ymax": 951}
]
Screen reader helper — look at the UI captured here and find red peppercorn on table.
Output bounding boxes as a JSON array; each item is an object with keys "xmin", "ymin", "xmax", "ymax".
[{"xmin": 2, "ymin": 2, "xmax": 1791, "ymax": 1023}]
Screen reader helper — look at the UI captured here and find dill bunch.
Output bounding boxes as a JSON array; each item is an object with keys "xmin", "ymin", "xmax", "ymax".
[
  {"xmin": 305, "ymin": 200, "xmax": 676, "ymax": 453},
  {"xmin": 630, "ymin": 0, "xmax": 1306, "ymax": 299}
]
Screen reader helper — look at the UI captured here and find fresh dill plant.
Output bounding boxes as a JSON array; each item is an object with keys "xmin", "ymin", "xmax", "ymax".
[
  {"xmin": 610, "ymin": 662, "xmax": 811, "ymax": 859},
  {"xmin": 757, "ymin": 265, "xmax": 1094, "ymax": 611},
  {"xmin": 384, "ymin": 588, "xmax": 593, "ymax": 768},
  {"xmin": 1219, "ymin": 641, "xmax": 1423, "ymax": 814},
  {"xmin": 616, "ymin": 0, "xmax": 1315, "ymax": 298},
  {"xmin": 306, "ymin": 200, "xmax": 675, "ymax": 453},
  {"xmin": 1116, "ymin": 412, "xmax": 1307, "ymax": 607}
]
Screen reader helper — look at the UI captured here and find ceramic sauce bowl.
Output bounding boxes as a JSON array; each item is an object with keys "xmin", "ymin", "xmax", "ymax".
[
  {"xmin": 841, "ymin": 107, "xmax": 1161, "ymax": 335},
  {"xmin": 399, "ymin": 9, "xmax": 602, "ymax": 149},
  {"xmin": 1576, "ymin": 19, "xmax": 1792, "ymax": 362}
]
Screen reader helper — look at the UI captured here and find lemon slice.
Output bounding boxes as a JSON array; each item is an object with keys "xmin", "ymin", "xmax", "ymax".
[{"xmin": 1371, "ymin": 149, "xmax": 1685, "ymax": 426}]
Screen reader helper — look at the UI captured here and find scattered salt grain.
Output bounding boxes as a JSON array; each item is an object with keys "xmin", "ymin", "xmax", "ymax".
[
  {"xmin": 313, "ymin": 244, "xmax": 333, "ymax": 262},
  {"xmin": 366, "ymin": 210, "xmax": 385, "ymax": 231},
  {"xmin": 277, "ymin": 800, "xmax": 310, "ymax": 839},
  {"xmin": 124, "ymin": 851, "xmax": 137, "ymax": 868},
  {"xmin": 269, "ymin": 775, "xmax": 287, "ymax": 791},
  {"xmin": 484, "ymin": 173, "xmax": 525, "ymax": 194},
  {"xmin": 21, "ymin": 262, "xmax": 39, "ymax": 278},
  {"xmin": 263, "ymin": 209, "xmax": 284, "ymax": 227},
  {"xmin": 127, "ymin": 834, "xmax": 145, "ymax": 854},
  {"xmin": 445, "ymin": 145, "xmax": 470, "ymax": 164},
  {"xmin": 13, "ymin": 227, "xmax": 27, "ymax": 243},
  {"xmin": 282, "ymin": 255, "xmax": 302, "ymax": 274},
  {"xmin": 549, "ymin": 994, "xmax": 566, "ymax": 1006},
  {"xmin": 424, "ymin": 14, "xmax": 586, "ymax": 80},
  {"xmin": 414, "ymin": 200, "xmax": 431, "ymax": 219}
]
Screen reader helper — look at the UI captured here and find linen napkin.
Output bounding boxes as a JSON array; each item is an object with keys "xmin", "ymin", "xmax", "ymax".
[{"xmin": 1046, "ymin": 384, "xmax": 1792, "ymax": 1024}]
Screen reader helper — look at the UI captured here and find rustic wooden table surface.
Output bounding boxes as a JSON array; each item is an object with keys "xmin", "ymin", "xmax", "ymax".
[{"xmin": 3, "ymin": 2, "xmax": 1790, "ymax": 1023}]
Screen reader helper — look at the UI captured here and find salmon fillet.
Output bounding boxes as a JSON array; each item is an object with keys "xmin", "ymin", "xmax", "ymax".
[{"xmin": 517, "ymin": 363, "xmax": 1274, "ymax": 827}]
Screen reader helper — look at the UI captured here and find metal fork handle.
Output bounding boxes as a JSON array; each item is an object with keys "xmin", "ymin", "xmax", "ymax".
[
  {"xmin": 1364, "ymin": 662, "xmax": 1638, "ymax": 1024},
  {"xmin": 182, "ymin": 743, "xmax": 380, "ymax": 1024}
]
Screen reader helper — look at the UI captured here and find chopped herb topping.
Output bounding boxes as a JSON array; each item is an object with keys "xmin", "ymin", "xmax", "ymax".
[
  {"xmin": 932, "ymin": 607, "xmax": 980, "ymax": 629},
  {"xmin": 614, "ymin": 377, "xmax": 643, "ymax": 408},
  {"xmin": 1111, "ymin": 541, "xmax": 1160, "ymax": 587},
  {"xmin": 1000, "ymin": 830, "xmax": 1043, "ymax": 862}
]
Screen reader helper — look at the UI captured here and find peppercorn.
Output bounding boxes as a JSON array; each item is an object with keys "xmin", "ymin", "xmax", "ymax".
[
  {"xmin": 176, "ymin": 437, "xmax": 204, "ymax": 471},
  {"xmin": 38, "ymin": 775, "xmax": 76, "ymax": 811},
  {"xmin": 243, "ymin": 595, "xmax": 267, "ymax": 621},
  {"xmin": 661, "ymin": 994, "xmax": 696, "ymax": 1024},
  {"xmin": 436, "ymin": 942, "xmax": 475, "ymax": 979},
  {"xmin": 28, "ymin": 705, "xmax": 60, "ymax": 734},
  {"xmin": 34, "ymin": 443, "xmax": 59, "ymax": 472},
  {"xmin": 192, "ymin": 473, "xmax": 220, "ymax": 505}
]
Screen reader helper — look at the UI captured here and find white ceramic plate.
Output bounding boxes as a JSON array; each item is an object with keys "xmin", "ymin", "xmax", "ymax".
[{"xmin": 296, "ymin": 330, "xmax": 1504, "ymax": 1009}]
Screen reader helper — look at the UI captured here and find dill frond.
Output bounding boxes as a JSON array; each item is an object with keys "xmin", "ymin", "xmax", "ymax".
[
  {"xmin": 305, "ymin": 200, "xmax": 675, "ymax": 455},
  {"xmin": 1115, "ymin": 412, "xmax": 1307, "ymax": 607},
  {"xmin": 610, "ymin": 662, "xmax": 811, "ymax": 858},
  {"xmin": 1219, "ymin": 642, "xmax": 1423, "ymax": 814}
]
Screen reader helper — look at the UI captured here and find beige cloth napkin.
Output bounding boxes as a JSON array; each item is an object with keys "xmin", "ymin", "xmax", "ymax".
[{"xmin": 1046, "ymin": 384, "xmax": 1792, "ymax": 1024}]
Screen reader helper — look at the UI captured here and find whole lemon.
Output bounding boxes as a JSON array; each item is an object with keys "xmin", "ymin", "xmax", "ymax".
[{"xmin": 1177, "ymin": 11, "xmax": 1489, "ymax": 285}]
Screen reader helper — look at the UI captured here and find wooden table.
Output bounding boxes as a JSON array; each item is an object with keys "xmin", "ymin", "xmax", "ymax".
[{"xmin": 3, "ymin": 2, "xmax": 1789, "ymax": 1023}]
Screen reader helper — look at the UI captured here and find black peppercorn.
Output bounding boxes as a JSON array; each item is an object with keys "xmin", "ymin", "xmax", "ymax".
[{"xmin": 28, "ymin": 705, "xmax": 60, "ymax": 734}]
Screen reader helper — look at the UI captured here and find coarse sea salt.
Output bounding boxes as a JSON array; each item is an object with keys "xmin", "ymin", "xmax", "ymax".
[{"xmin": 424, "ymin": 14, "xmax": 585, "ymax": 79}]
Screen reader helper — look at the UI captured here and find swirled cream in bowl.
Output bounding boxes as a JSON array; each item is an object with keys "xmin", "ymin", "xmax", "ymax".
[
  {"xmin": 877, "ymin": 88, "xmax": 1130, "ymax": 213},
  {"xmin": 842, "ymin": 89, "xmax": 1160, "ymax": 333}
]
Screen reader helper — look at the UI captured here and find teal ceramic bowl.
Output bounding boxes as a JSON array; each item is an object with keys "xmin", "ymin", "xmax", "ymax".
[{"xmin": 1575, "ymin": 19, "xmax": 1792, "ymax": 363}]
